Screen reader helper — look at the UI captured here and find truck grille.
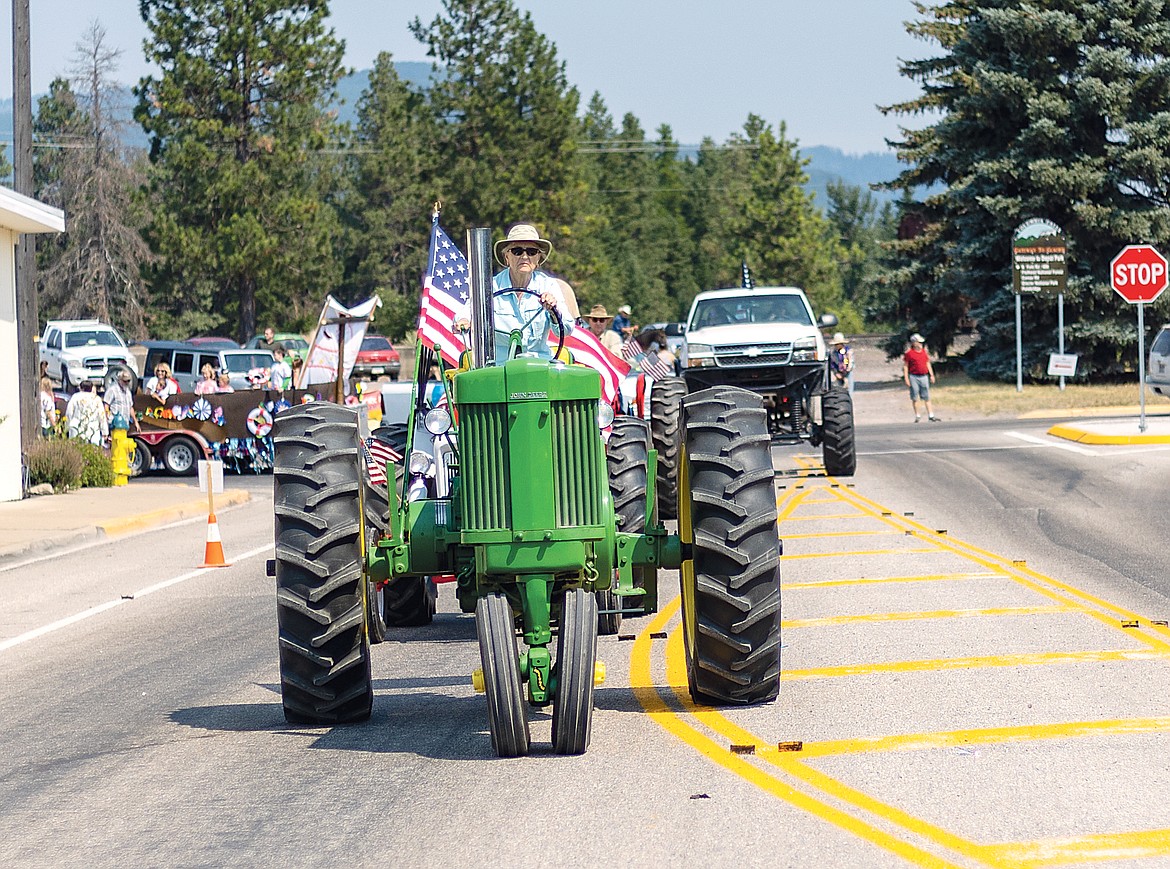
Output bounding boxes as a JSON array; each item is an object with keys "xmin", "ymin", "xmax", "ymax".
[
  {"xmin": 460, "ymin": 403, "xmax": 511, "ymax": 531},
  {"xmin": 715, "ymin": 343, "xmax": 792, "ymax": 366},
  {"xmin": 551, "ymin": 399, "xmax": 602, "ymax": 527}
]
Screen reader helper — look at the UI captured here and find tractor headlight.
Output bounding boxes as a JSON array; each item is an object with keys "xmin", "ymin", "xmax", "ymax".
[
  {"xmin": 597, "ymin": 402, "xmax": 615, "ymax": 429},
  {"xmin": 424, "ymin": 407, "xmax": 452, "ymax": 435},
  {"xmin": 408, "ymin": 450, "xmax": 434, "ymax": 476}
]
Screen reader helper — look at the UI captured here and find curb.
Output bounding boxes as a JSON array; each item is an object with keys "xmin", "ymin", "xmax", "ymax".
[
  {"xmin": 1047, "ymin": 423, "xmax": 1170, "ymax": 446},
  {"xmin": 97, "ymin": 489, "xmax": 252, "ymax": 538}
]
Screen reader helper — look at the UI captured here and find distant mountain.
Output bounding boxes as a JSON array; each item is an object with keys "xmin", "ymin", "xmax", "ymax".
[{"xmin": 3, "ymin": 63, "xmax": 904, "ymax": 209}]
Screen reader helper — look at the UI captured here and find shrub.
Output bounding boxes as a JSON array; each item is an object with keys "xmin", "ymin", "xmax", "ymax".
[
  {"xmin": 72, "ymin": 440, "xmax": 115, "ymax": 488},
  {"xmin": 28, "ymin": 440, "xmax": 84, "ymax": 491}
]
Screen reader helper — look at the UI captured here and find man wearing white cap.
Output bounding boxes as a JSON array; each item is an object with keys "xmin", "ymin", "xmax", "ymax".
[
  {"xmin": 612, "ymin": 304, "xmax": 633, "ymax": 338},
  {"xmin": 902, "ymin": 333, "xmax": 938, "ymax": 422}
]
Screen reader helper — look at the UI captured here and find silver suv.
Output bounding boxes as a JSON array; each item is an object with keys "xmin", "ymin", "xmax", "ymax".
[
  {"xmin": 1149, "ymin": 326, "xmax": 1170, "ymax": 396},
  {"xmin": 39, "ymin": 319, "xmax": 138, "ymax": 391}
]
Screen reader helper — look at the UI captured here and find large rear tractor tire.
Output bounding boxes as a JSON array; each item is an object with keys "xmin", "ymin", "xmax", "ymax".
[
  {"xmin": 476, "ymin": 593, "xmax": 530, "ymax": 758},
  {"xmin": 681, "ymin": 387, "xmax": 782, "ymax": 706},
  {"xmin": 820, "ymin": 389, "xmax": 857, "ymax": 477},
  {"xmin": 552, "ymin": 588, "xmax": 599, "ymax": 755},
  {"xmin": 273, "ymin": 403, "xmax": 373, "ymax": 725},
  {"xmin": 602, "ymin": 416, "xmax": 653, "ymax": 631},
  {"xmin": 383, "ymin": 576, "xmax": 437, "ymax": 627},
  {"xmin": 650, "ymin": 377, "xmax": 687, "ymax": 520}
]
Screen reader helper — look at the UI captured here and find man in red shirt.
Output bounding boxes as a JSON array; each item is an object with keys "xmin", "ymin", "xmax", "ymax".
[{"xmin": 902, "ymin": 333, "xmax": 938, "ymax": 422}]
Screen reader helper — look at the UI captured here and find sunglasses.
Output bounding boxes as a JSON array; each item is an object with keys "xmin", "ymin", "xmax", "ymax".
[{"xmin": 508, "ymin": 246, "xmax": 541, "ymax": 257}]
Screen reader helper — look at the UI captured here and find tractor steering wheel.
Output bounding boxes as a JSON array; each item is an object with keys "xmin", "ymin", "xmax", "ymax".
[{"xmin": 491, "ymin": 287, "xmax": 566, "ymax": 361}]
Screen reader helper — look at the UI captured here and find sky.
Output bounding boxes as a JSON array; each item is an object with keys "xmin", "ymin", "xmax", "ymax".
[{"xmin": 0, "ymin": 1, "xmax": 933, "ymax": 155}]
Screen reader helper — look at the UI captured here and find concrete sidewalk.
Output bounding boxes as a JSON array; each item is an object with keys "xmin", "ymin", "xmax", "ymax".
[{"xmin": 0, "ymin": 483, "xmax": 252, "ymax": 566}]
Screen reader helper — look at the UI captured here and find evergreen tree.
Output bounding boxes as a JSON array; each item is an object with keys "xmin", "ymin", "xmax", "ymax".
[
  {"xmin": 136, "ymin": 0, "xmax": 347, "ymax": 341},
  {"xmin": 826, "ymin": 180, "xmax": 896, "ymax": 323},
  {"xmin": 409, "ymin": 0, "xmax": 583, "ymax": 255},
  {"xmin": 343, "ymin": 52, "xmax": 435, "ymax": 340},
  {"xmin": 880, "ymin": 0, "xmax": 1170, "ymax": 377},
  {"xmin": 33, "ymin": 25, "xmax": 152, "ymax": 338}
]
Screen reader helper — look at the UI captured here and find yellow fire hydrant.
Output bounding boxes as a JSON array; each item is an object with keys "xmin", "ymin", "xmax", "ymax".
[{"xmin": 110, "ymin": 413, "xmax": 136, "ymax": 486}]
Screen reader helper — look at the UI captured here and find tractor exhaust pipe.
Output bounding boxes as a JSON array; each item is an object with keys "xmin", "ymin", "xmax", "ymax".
[{"xmin": 467, "ymin": 227, "xmax": 495, "ymax": 368}]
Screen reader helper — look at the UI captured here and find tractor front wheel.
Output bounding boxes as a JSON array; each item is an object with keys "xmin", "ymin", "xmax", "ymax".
[
  {"xmin": 272, "ymin": 403, "xmax": 373, "ymax": 724},
  {"xmin": 475, "ymin": 593, "xmax": 530, "ymax": 757},
  {"xmin": 552, "ymin": 588, "xmax": 598, "ymax": 755},
  {"xmin": 681, "ymin": 387, "xmax": 782, "ymax": 706}
]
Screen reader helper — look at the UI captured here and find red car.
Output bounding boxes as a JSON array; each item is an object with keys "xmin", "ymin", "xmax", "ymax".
[{"xmin": 352, "ymin": 334, "xmax": 401, "ymax": 381}]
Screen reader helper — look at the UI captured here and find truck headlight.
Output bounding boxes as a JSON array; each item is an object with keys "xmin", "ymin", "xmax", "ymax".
[
  {"xmin": 792, "ymin": 338, "xmax": 819, "ymax": 362},
  {"xmin": 67, "ymin": 359, "xmax": 84, "ymax": 369},
  {"xmin": 686, "ymin": 343, "xmax": 715, "ymax": 368}
]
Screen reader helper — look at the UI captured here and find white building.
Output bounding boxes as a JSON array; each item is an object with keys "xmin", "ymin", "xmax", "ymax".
[{"xmin": 0, "ymin": 187, "xmax": 65, "ymax": 502}]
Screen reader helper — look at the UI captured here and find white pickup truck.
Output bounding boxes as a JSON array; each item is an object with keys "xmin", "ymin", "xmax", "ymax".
[
  {"xmin": 680, "ymin": 286, "xmax": 856, "ymax": 475},
  {"xmin": 39, "ymin": 319, "xmax": 139, "ymax": 392}
]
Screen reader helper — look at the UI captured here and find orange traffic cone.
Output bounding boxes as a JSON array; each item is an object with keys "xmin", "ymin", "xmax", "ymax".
[{"xmin": 200, "ymin": 513, "xmax": 232, "ymax": 568}]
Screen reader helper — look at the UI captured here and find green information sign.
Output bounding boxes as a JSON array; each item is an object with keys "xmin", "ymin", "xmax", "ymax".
[{"xmin": 1012, "ymin": 218, "xmax": 1067, "ymax": 295}]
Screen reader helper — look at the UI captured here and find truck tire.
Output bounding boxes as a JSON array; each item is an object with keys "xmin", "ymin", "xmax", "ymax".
[
  {"xmin": 129, "ymin": 439, "xmax": 151, "ymax": 477},
  {"xmin": 161, "ymin": 435, "xmax": 200, "ymax": 476},
  {"xmin": 603, "ymin": 416, "xmax": 653, "ymax": 631},
  {"xmin": 552, "ymin": 588, "xmax": 598, "ymax": 755},
  {"xmin": 820, "ymin": 389, "xmax": 857, "ymax": 477},
  {"xmin": 650, "ymin": 377, "xmax": 687, "ymax": 520},
  {"xmin": 476, "ymin": 592, "xmax": 530, "ymax": 757},
  {"xmin": 681, "ymin": 387, "xmax": 781, "ymax": 705},
  {"xmin": 273, "ymin": 403, "xmax": 373, "ymax": 725}
]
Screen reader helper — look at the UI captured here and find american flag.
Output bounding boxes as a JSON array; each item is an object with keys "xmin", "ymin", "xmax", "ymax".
[
  {"xmin": 621, "ymin": 338, "xmax": 674, "ymax": 381},
  {"xmin": 361, "ymin": 436, "xmax": 403, "ymax": 487},
  {"xmin": 558, "ymin": 323, "xmax": 630, "ymax": 405},
  {"xmin": 418, "ymin": 215, "xmax": 471, "ymax": 366}
]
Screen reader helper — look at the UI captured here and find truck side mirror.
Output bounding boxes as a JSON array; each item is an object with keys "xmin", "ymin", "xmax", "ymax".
[{"xmin": 819, "ymin": 314, "xmax": 839, "ymax": 329}]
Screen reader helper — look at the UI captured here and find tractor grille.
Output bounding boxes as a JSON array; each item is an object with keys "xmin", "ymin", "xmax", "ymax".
[
  {"xmin": 551, "ymin": 399, "xmax": 602, "ymax": 527},
  {"xmin": 460, "ymin": 403, "xmax": 511, "ymax": 531}
]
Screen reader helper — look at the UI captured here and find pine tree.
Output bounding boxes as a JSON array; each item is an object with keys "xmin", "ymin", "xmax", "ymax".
[
  {"xmin": 880, "ymin": 0, "xmax": 1170, "ymax": 378},
  {"xmin": 136, "ymin": 0, "xmax": 347, "ymax": 341}
]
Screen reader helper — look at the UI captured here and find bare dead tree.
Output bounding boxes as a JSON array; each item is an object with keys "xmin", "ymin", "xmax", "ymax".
[{"xmin": 36, "ymin": 21, "xmax": 153, "ymax": 339}]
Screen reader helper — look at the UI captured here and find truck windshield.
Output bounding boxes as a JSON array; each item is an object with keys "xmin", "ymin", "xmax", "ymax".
[
  {"xmin": 690, "ymin": 296, "xmax": 812, "ymax": 330},
  {"xmin": 224, "ymin": 353, "xmax": 274, "ymax": 372},
  {"xmin": 65, "ymin": 329, "xmax": 124, "ymax": 348}
]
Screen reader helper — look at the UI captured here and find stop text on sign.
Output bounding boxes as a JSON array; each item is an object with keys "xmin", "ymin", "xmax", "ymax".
[{"xmin": 1113, "ymin": 261, "xmax": 1167, "ymax": 287}]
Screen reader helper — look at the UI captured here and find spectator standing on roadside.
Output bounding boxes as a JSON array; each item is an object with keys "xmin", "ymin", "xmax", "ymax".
[
  {"xmin": 585, "ymin": 304, "xmax": 624, "ymax": 355},
  {"xmin": 65, "ymin": 381, "xmax": 109, "ymax": 445},
  {"xmin": 829, "ymin": 332, "xmax": 854, "ymax": 395},
  {"xmin": 256, "ymin": 327, "xmax": 285, "ymax": 354},
  {"xmin": 270, "ymin": 346, "xmax": 293, "ymax": 391},
  {"xmin": 39, "ymin": 376, "xmax": 56, "ymax": 437},
  {"xmin": 903, "ymin": 333, "xmax": 938, "ymax": 422},
  {"xmin": 103, "ymin": 368, "xmax": 140, "ymax": 432}
]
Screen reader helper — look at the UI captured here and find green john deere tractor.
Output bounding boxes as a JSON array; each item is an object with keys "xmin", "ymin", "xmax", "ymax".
[{"xmin": 270, "ymin": 228, "xmax": 782, "ymax": 756}]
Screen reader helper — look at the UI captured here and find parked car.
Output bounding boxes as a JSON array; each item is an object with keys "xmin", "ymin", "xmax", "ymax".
[
  {"xmin": 39, "ymin": 319, "xmax": 138, "ymax": 392},
  {"xmin": 1149, "ymin": 325, "xmax": 1170, "ymax": 396},
  {"xmin": 351, "ymin": 334, "xmax": 401, "ymax": 381},
  {"xmin": 244, "ymin": 332, "xmax": 309, "ymax": 363},
  {"xmin": 186, "ymin": 335, "xmax": 240, "ymax": 349}
]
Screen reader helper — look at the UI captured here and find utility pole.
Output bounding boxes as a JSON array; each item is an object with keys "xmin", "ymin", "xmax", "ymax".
[{"xmin": 12, "ymin": 0, "xmax": 39, "ymax": 464}]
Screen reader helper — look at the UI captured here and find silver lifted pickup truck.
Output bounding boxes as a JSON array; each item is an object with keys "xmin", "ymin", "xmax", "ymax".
[{"xmin": 680, "ymin": 286, "xmax": 856, "ymax": 476}]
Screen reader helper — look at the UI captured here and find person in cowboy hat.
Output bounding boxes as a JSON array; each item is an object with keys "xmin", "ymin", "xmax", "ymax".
[
  {"xmin": 828, "ymin": 331, "xmax": 854, "ymax": 395},
  {"xmin": 585, "ymin": 303, "xmax": 623, "ymax": 354},
  {"xmin": 458, "ymin": 223, "xmax": 579, "ymax": 363}
]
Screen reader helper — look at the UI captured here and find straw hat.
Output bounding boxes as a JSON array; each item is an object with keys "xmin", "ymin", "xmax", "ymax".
[
  {"xmin": 587, "ymin": 304, "xmax": 611, "ymax": 320},
  {"xmin": 494, "ymin": 224, "xmax": 553, "ymax": 264},
  {"xmin": 831, "ymin": 332, "xmax": 848, "ymax": 346}
]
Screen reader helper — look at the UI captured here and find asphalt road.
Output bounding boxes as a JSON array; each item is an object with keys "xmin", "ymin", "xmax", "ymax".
[{"xmin": 3, "ymin": 416, "xmax": 1170, "ymax": 868}]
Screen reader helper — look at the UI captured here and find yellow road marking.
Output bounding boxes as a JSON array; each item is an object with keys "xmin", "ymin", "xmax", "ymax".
[
  {"xmin": 782, "ymin": 604, "xmax": 1078, "ymax": 629},
  {"xmin": 783, "ymin": 572, "xmax": 1003, "ymax": 589},
  {"xmin": 781, "ymin": 529, "xmax": 902, "ymax": 540},
  {"xmin": 983, "ymin": 829, "xmax": 1170, "ymax": 868},
  {"xmin": 630, "ymin": 601, "xmax": 967, "ymax": 869},
  {"xmin": 784, "ymin": 547, "xmax": 940, "ymax": 560},
  {"xmin": 784, "ymin": 649, "xmax": 1170, "ymax": 681},
  {"xmin": 780, "ymin": 512, "xmax": 872, "ymax": 521}
]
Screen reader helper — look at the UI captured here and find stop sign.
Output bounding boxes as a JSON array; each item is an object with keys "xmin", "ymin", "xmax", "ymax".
[{"xmin": 1111, "ymin": 245, "xmax": 1168, "ymax": 303}]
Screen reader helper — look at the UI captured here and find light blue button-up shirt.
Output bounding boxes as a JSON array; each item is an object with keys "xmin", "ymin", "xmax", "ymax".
[{"xmin": 490, "ymin": 270, "xmax": 561, "ymax": 362}]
